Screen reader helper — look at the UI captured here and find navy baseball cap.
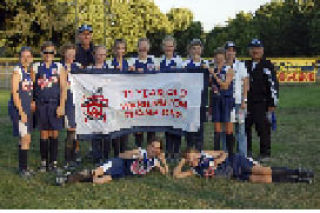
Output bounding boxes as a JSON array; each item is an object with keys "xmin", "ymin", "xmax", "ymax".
[
  {"xmin": 225, "ymin": 41, "xmax": 236, "ymax": 50},
  {"xmin": 190, "ymin": 38, "xmax": 202, "ymax": 46},
  {"xmin": 78, "ymin": 24, "xmax": 93, "ymax": 33},
  {"xmin": 248, "ymin": 39, "xmax": 264, "ymax": 47}
]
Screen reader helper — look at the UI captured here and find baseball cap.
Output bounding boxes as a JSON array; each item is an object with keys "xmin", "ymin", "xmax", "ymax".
[
  {"xmin": 225, "ymin": 41, "xmax": 236, "ymax": 49},
  {"xmin": 78, "ymin": 24, "xmax": 93, "ymax": 33},
  {"xmin": 248, "ymin": 39, "xmax": 264, "ymax": 47}
]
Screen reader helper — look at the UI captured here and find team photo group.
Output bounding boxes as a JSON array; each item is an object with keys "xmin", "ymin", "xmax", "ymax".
[{"xmin": 8, "ymin": 24, "xmax": 314, "ymax": 186}]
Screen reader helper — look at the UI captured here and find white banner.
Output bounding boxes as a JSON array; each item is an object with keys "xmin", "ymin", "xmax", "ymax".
[{"xmin": 70, "ymin": 71, "xmax": 206, "ymax": 137}]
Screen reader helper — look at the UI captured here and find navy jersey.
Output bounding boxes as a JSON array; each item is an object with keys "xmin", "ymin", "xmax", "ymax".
[
  {"xmin": 192, "ymin": 152, "xmax": 215, "ymax": 177},
  {"xmin": 183, "ymin": 59, "xmax": 209, "ymax": 69},
  {"xmin": 8, "ymin": 65, "xmax": 34, "ymax": 136},
  {"xmin": 159, "ymin": 55, "xmax": 183, "ymax": 70},
  {"xmin": 211, "ymin": 66, "xmax": 234, "ymax": 97},
  {"xmin": 109, "ymin": 58, "xmax": 129, "ymax": 71},
  {"xmin": 33, "ymin": 62, "xmax": 63, "ymax": 102},
  {"xmin": 100, "ymin": 155, "xmax": 159, "ymax": 178},
  {"xmin": 130, "ymin": 56, "xmax": 156, "ymax": 71},
  {"xmin": 87, "ymin": 62, "xmax": 111, "ymax": 69}
]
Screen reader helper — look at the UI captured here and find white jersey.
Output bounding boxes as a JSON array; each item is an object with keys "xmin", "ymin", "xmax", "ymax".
[{"xmin": 226, "ymin": 59, "xmax": 248, "ymax": 104}]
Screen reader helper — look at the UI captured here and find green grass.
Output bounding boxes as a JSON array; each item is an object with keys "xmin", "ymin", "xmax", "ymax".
[{"xmin": 0, "ymin": 84, "xmax": 320, "ymax": 209}]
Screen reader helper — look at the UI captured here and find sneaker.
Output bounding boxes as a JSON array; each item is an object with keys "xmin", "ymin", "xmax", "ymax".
[
  {"xmin": 19, "ymin": 169, "xmax": 34, "ymax": 178},
  {"xmin": 38, "ymin": 161, "xmax": 47, "ymax": 173},
  {"xmin": 259, "ymin": 156, "xmax": 271, "ymax": 163},
  {"xmin": 48, "ymin": 161, "xmax": 58, "ymax": 172}
]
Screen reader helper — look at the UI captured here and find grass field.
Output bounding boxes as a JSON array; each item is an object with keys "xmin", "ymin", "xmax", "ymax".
[{"xmin": 0, "ymin": 84, "xmax": 319, "ymax": 209}]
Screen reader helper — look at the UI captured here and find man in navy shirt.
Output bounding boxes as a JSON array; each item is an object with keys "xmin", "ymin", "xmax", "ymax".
[{"xmin": 75, "ymin": 24, "xmax": 94, "ymax": 68}]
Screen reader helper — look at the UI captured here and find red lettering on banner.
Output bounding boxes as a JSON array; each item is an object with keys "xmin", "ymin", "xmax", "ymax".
[{"xmin": 308, "ymin": 72, "xmax": 315, "ymax": 82}]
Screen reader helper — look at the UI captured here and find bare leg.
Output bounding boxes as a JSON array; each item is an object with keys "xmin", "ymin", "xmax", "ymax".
[
  {"xmin": 249, "ymin": 174, "xmax": 272, "ymax": 183},
  {"xmin": 252, "ymin": 165, "xmax": 272, "ymax": 175},
  {"xmin": 93, "ymin": 175, "xmax": 112, "ymax": 184}
]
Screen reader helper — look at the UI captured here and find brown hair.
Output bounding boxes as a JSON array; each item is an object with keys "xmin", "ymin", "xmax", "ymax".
[
  {"xmin": 60, "ymin": 43, "xmax": 76, "ymax": 56},
  {"xmin": 41, "ymin": 41, "xmax": 55, "ymax": 52},
  {"xmin": 148, "ymin": 138, "xmax": 163, "ymax": 151}
]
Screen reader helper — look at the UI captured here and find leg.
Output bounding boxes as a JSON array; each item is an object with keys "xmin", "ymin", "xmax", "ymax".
[
  {"xmin": 119, "ymin": 135, "xmax": 128, "ymax": 153},
  {"xmin": 147, "ymin": 132, "xmax": 156, "ymax": 145},
  {"xmin": 135, "ymin": 132, "xmax": 143, "ymax": 147},
  {"xmin": 19, "ymin": 133, "xmax": 31, "ymax": 172},
  {"xmin": 65, "ymin": 130, "xmax": 75, "ymax": 163},
  {"xmin": 253, "ymin": 103, "xmax": 271, "ymax": 158},
  {"xmin": 225, "ymin": 122, "xmax": 234, "ymax": 156},
  {"xmin": 249, "ymin": 174, "xmax": 272, "ymax": 183},
  {"xmin": 165, "ymin": 132, "xmax": 174, "ymax": 159},
  {"xmin": 92, "ymin": 175, "xmax": 112, "ymax": 184},
  {"xmin": 173, "ymin": 134, "xmax": 182, "ymax": 159},
  {"xmin": 251, "ymin": 165, "xmax": 272, "ymax": 175},
  {"xmin": 103, "ymin": 138, "xmax": 111, "ymax": 160},
  {"xmin": 214, "ymin": 122, "xmax": 221, "ymax": 150},
  {"xmin": 112, "ymin": 138, "xmax": 120, "ymax": 157},
  {"xmin": 49, "ymin": 130, "xmax": 59, "ymax": 168},
  {"xmin": 92, "ymin": 139, "xmax": 102, "ymax": 164},
  {"xmin": 245, "ymin": 109, "xmax": 254, "ymax": 157},
  {"xmin": 40, "ymin": 130, "xmax": 49, "ymax": 171}
]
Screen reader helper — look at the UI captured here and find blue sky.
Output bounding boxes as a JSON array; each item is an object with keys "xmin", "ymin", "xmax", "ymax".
[{"xmin": 154, "ymin": 0, "xmax": 270, "ymax": 32}]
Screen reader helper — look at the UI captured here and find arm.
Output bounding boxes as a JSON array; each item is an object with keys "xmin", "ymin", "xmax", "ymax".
[
  {"xmin": 202, "ymin": 150, "xmax": 227, "ymax": 166},
  {"xmin": 118, "ymin": 149, "xmax": 140, "ymax": 159},
  {"xmin": 155, "ymin": 153, "xmax": 169, "ymax": 175},
  {"xmin": 57, "ymin": 66, "xmax": 67, "ymax": 117},
  {"xmin": 11, "ymin": 70, "xmax": 27, "ymax": 123},
  {"xmin": 265, "ymin": 62, "xmax": 278, "ymax": 111},
  {"xmin": 220, "ymin": 68, "xmax": 234, "ymax": 90},
  {"xmin": 173, "ymin": 158, "xmax": 194, "ymax": 179}
]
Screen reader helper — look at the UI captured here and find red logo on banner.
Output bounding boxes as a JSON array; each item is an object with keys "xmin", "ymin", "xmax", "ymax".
[{"xmin": 81, "ymin": 88, "xmax": 109, "ymax": 123}]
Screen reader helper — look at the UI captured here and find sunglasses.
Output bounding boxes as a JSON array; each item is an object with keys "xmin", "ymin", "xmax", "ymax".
[{"xmin": 43, "ymin": 51, "xmax": 55, "ymax": 55}]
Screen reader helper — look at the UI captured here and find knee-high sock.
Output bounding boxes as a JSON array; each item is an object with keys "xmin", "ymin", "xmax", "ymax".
[
  {"xmin": 214, "ymin": 132, "xmax": 221, "ymax": 150},
  {"xmin": 226, "ymin": 134, "xmax": 234, "ymax": 156},
  {"xmin": 65, "ymin": 131, "xmax": 75, "ymax": 162},
  {"xmin": 50, "ymin": 138, "xmax": 58, "ymax": 164},
  {"xmin": 271, "ymin": 167, "xmax": 300, "ymax": 182},
  {"xmin": 135, "ymin": 133, "xmax": 143, "ymax": 147},
  {"xmin": 19, "ymin": 145, "xmax": 28, "ymax": 171},
  {"xmin": 40, "ymin": 139, "xmax": 48, "ymax": 162}
]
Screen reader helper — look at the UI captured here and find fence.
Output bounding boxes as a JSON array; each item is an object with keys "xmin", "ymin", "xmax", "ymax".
[{"xmin": 1, "ymin": 57, "xmax": 319, "ymax": 90}]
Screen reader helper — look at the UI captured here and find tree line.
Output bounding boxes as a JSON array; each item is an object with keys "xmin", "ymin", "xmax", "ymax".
[{"xmin": 0, "ymin": 0, "xmax": 319, "ymax": 57}]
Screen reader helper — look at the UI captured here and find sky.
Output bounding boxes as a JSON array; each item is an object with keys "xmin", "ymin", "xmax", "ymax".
[{"xmin": 154, "ymin": 0, "xmax": 271, "ymax": 32}]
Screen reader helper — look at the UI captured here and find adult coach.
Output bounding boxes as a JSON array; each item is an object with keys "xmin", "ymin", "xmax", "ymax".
[
  {"xmin": 224, "ymin": 41, "xmax": 249, "ymax": 157},
  {"xmin": 75, "ymin": 24, "xmax": 94, "ymax": 67},
  {"xmin": 245, "ymin": 39, "xmax": 279, "ymax": 161}
]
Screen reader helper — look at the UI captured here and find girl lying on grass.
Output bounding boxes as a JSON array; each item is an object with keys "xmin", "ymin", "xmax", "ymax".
[
  {"xmin": 173, "ymin": 148, "xmax": 314, "ymax": 184},
  {"xmin": 57, "ymin": 139, "xmax": 168, "ymax": 185}
]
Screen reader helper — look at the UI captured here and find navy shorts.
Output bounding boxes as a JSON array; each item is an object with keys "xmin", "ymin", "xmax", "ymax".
[
  {"xmin": 212, "ymin": 95, "xmax": 234, "ymax": 123},
  {"xmin": 65, "ymin": 90, "xmax": 76, "ymax": 128},
  {"xmin": 36, "ymin": 100, "xmax": 63, "ymax": 130},
  {"xmin": 101, "ymin": 158, "xmax": 135, "ymax": 178},
  {"xmin": 229, "ymin": 154, "xmax": 253, "ymax": 181},
  {"xmin": 8, "ymin": 100, "xmax": 33, "ymax": 137}
]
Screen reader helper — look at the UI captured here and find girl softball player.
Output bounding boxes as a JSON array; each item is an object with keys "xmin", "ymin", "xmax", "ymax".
[
  {"xmin": 128, "ymin": 38, "xmax": 158, "ymax": 148},
  {"xmin": 106, "ymin": 39, "xmax": 130, "ymax": 157},
  {"xmin": 173, "ymin": 148, "xmax": 314, "ymax": 184},
  {"xmin": 182, "ymin": 39, "xmax": 208, "ymax": 151},
  {"xmin": 60, "ymin": 43, "xmax": 81, "ymax": 167},
  {"xmin": 210, "ymin": 47, "xmax": 235, "ymax": 156},
  {"xmin": 159, "ymin": 35, "xmax": 183, "ymax": 162},
  {"xmin": 9, "ymin": 47, "xmax": 35, "ymax": 177},
  {"xmin": 88, "ymin": 45, "xmax": 112, "ymax": 164},
  {"xmin": 33, "ymin": 41, "xmax": 67, "ymax": 172}
]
